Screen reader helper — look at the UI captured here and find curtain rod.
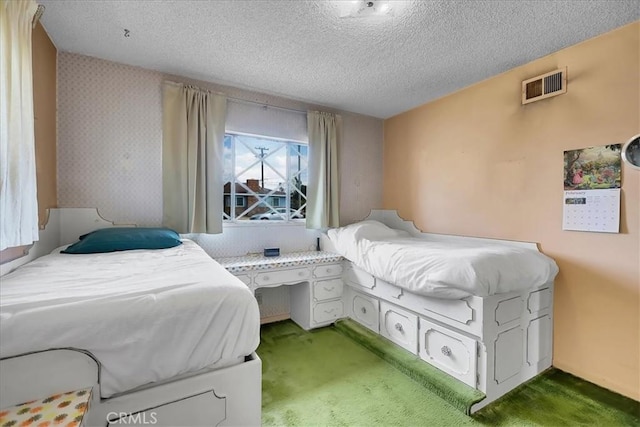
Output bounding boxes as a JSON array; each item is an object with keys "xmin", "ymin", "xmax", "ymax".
[
  {"xmin": 227, "ymin": 96, "xmax": 308, "ymax": 115},
  {"xmin": 166, "ymin": 80, "xmax": 308, "ymax": 115}
]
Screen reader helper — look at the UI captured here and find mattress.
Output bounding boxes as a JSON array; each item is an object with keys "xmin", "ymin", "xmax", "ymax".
[
  {"xmin": 328, "ymin": 221, "xmax": 559, "ymax": 299},
  {"xmin": 0, "ymin": 240, "xmax": 260, "ymax": 397}
]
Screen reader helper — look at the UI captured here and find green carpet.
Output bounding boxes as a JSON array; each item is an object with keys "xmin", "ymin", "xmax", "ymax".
[
  {"xmin": 333, "ymin": 318, "xmax": 484, "ymax": 414},
  {"xmin": 259, "ymin": 320, "xmax": 640, "ymax": 427}
]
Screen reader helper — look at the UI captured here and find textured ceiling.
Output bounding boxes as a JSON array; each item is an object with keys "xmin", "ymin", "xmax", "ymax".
[{"xmin": 39, "ymin": 0, "xmax": 639, "ymax": 118}]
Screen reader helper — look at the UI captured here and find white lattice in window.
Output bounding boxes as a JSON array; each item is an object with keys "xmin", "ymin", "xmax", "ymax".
[{"xmin": 223, "ymin": 133, "xmax": 308, "ymax": 222}]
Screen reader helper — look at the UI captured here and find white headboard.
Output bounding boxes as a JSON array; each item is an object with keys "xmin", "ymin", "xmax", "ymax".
[
  {"xmin": 320, "ymin": 209, "xmax": 539, "ymax": 252},
  {"xmin": 362, "ymin": 209, "xmax": 423, "ymax": 235},
  {"xmin": 1, "ymin": 208, "xmax": 132, "ymax": 276}
]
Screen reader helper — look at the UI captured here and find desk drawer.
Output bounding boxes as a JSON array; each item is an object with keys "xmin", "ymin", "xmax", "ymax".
[
  {"xmin": 254, "ymin": 268, "xmax": 310, "ymax": 287},
  {"xmin": 313, "ymin": 300, "xmax": 343, "ymax": 324},
  {"xmin": 314, "ymin": 263, "xmax": 343, "ymax": 278},
  {"xmin": 313, "ymin": 278, "xmax": 343, "ymax": 301}
]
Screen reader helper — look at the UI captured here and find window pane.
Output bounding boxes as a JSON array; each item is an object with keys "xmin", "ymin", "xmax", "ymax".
[
  {"xmin": 288, "ymin": 144, "xmax": 308, "ymax": 218},
  {"xmin": 223, "ymin": 135, "xmax": 234, "ymax": 218},
  {"xmin": 224, "ymin": 133, "xmax": 307, "ymax": 221}
]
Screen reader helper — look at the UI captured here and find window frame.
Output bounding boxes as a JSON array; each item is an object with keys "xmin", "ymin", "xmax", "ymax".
[{"xmin": 223, "ymin": 131, "xmax": 308, "ymax": 225}]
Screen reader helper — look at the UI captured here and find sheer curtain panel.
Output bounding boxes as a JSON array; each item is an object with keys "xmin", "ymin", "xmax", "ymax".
[
  {"xmin": 162, "ymin": 82, "xmax": 226, "ymax": 234},
  {"xmin": 306, "ymin": 111, "xmax": 340, "ymax": 229},
  {"xmin": 0, "ymin": 0, "xmax": 40, "ymax": 251}
]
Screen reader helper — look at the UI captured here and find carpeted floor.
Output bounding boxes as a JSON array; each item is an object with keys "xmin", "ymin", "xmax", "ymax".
[
  {"xmin": 259, "ymin": 320, "xmax": 640, "ymax": 427},
  {"xmin": 333, "ymin": 318, "xmax": 484, "ymax": 414}
]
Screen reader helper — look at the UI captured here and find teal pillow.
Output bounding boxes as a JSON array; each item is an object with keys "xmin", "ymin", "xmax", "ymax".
[{"xmin": 62, "ymin": 227, "xmax": 182, "ymax": 254}]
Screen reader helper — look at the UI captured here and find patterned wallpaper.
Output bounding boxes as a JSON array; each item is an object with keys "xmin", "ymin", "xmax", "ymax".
[
  {"xmin": 57, "ymin": 52, "xmax": 383, "ymax": 252},
  {"xmin": 58, "ymin": 53, "xmax": 164, "ymax": 225}
]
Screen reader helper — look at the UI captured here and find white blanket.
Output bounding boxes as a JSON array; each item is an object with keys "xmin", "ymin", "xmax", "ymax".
[
  {"xmin": 328, "ymin": 221, "xmax": 558, "ymax": 299},
  {"xmin": 0, "ymin": 240, "xmax": 260, "ymax": 397}
]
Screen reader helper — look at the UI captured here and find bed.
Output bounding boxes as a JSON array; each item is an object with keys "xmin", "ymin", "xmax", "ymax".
[
  {"xmin": 0, "ymin": 208, "xmax": 261, "ymax": 426},
  {"xmin": 322, "ymin": 210, "xmax": 558, "ymax": 413}
]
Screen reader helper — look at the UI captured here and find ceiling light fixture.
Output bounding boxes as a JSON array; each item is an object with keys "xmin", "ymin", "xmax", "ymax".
[{"xmin": 338, "ymin": 0, "xmax": 394, "ymax": 18}]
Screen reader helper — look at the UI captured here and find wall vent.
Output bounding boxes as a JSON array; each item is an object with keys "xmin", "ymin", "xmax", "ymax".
[{"xmin": 522, "ymin": 67, "xmax": 567, "ymax": 105}]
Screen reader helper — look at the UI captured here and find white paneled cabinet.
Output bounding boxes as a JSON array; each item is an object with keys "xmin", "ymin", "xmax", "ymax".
[
  {"xmin": 339, "ymin": 259, "xmax": 554, "ymax": 413},
  {"xmin": 219, "ymin": 245, "xmax": 553, "ymax": 415}
]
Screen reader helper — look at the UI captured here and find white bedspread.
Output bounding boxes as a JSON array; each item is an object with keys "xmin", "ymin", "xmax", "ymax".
[
  {"xmin": 328, "ymin": 221, "xmax": 558, "ymax": 299},
  {"xmin": 0, "ymin": 240, "xmax": 260, "ymax": 397}
]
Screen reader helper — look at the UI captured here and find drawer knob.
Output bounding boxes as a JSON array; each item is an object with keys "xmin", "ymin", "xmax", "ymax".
[
  {"xmin": 441, "ymin": 346, "xmax": 452, "ymax": 356},
  {"xmin": 324, "ymin": 286, "xmax": 335, "ymax": 292},
  {"xmin": 262, "ymin": 275, "xmax": 269, "ymax": 281},
  {"xmin": 326, "ymin": 268, "xmax": 332, "ymax": 273},
  {"xmin": 298, "ymin": 271, "xmax": 305, "ymax": 276},
  {"xmin": 394, "ymin": 323, "xmax": 403, "ymax": 332},
  {"xmin": 324, "ymin": 309, "xmax": 335, "ymax": 314},
  {"xmin": 361, "ymin": 307, "xmax": 367, "ymax": 314}
]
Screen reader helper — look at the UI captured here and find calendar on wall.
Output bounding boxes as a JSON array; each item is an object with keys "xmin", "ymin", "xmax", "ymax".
[
  {"xmin": 562, "ymin": 188, "xmax": 620, "ymax": 233},
  {"xmin": 563, "ymin": 144, "xmax": 621, "ymax": 233}
]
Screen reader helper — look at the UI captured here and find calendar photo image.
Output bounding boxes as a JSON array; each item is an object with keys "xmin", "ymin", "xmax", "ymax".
[{"xmin": 562, "ymin": 144, "xmax": 621, "ymax": 233}]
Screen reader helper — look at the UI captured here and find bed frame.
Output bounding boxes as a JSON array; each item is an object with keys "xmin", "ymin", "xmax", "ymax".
[
  {"xmin": 0, "ymin": 208, "xmax": 261, "ymax": 426},
  {"xmin": 322, "ymin": 210, "xmax": 554, "ymax": 413}
]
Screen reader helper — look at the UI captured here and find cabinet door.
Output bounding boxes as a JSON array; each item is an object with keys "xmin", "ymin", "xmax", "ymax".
[
  {"xmin": 348, "ymin": 289, "xmax": 379, "ymax": 333},
  {"xmin": 418, "ymin": 318, "xmax": 477, "ymax": 387},
  {"xmin": 380, "ymin": 301, "xmax": 418, "ymax": 354}
]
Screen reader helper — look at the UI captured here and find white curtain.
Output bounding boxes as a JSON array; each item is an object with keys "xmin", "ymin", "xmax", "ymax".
[
  {"xmin": 306, "ymin": 111, "xmax": 340, "ymax": 229},
  {"xmin": 0, "ymin": 0, "xmax": 40, "ymax": 251},
  {"xmin": 162, "ymin": 81, "xmax": 226, "ymax": 234}
]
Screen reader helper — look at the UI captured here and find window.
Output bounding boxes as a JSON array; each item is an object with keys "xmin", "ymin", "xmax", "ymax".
[{"xmin": 223, "ymin": 133, "xmax": 308, "ymax": 221}]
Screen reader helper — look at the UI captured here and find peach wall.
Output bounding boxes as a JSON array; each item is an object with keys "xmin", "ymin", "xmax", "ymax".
[{"xmin": 384, "ymin": 22, "xmax": 639, "ymax": 400}]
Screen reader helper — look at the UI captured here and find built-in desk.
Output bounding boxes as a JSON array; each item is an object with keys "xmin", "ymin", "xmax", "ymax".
[{"xmin": 217, "ymin": 251, "xmax": 344, "ymax": 330}]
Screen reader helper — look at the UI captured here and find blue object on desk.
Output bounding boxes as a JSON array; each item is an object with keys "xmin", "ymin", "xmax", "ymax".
[{"xmin": 264, "ymin": 248, "xmax": 280, "ymax": 257}]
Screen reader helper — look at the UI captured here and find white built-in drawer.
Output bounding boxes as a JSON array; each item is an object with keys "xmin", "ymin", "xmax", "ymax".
[
  {"xmin": 380, "ymin": 301, "xmax": 418, "ymax": 354},
  {"xmin": 313, "ymin": 278, "xmax": 343, "ymax": 302},
  {"xmin": 348, "ymin": 289, "xmax": 379, "ymax": 333},
  {"xmin": 343, "ymin": 263, "xmax": 375, "ymax": 290},
  {"xmin": 313, "ymin": 300, "xmax": 343, "ymax": 325},
  {"xmin": 313, "ymin": 263, "xmax": 343, "ymax": 279},
  {"xmin": 254, "ymin": 268, "xmax": 310, "ymax": 287},
  {"xmin": 235, "ymin": 274, "xmax": 251, "ymax": 286},
  {"xmin": 418, "ymin": 318, "xmax": 477, "ymax": 387}
]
